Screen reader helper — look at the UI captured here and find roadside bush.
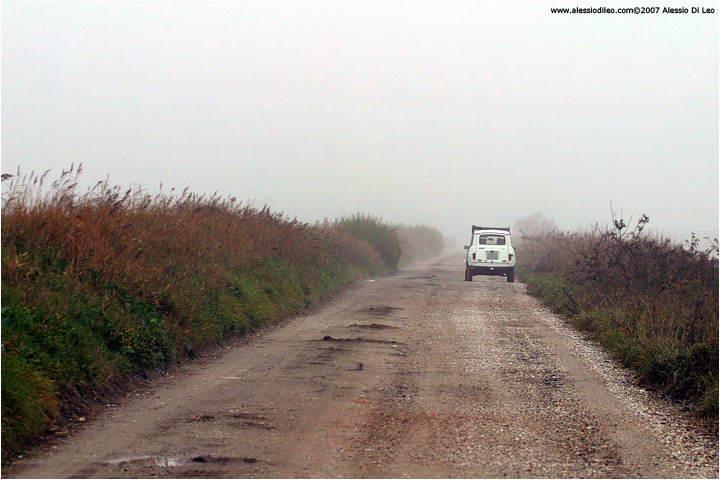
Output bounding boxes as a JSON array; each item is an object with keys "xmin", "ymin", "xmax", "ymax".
[{"xmin": 516, "ymin": 213, "xmax": 718, "ymax": 422}]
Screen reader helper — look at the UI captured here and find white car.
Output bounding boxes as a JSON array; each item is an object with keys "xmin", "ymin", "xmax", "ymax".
[{"xmin": 464, "ymin": 226, "xmax": 516, "ymax": 282}]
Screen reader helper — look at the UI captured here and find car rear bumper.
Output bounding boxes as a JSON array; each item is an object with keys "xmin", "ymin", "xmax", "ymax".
[{"xmin": 467, "ymin": 265, "xmax": 514, "ymax": 276}]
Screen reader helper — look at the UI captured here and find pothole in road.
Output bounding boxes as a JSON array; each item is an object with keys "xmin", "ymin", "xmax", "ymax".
[
  {"xmin": 105, "ymin": 455, "xmax": 191, "ymax": 467},
  {"xmin": 105, "ymin": 455, "xmax": 262, "ymax": 468},
  {"xmin": 187, "ymin": 411, "xmax": 268, "ymax": 424},
  {"xmin": 232, "ymin": 420, "xmax": 276, "ymax": 430},
  {"xmin": 350, "ymin": 323, "xmax": 398, "ymax": 330},
  {"xmin": 321, "ymin": 336, "xmax": 404, "ymax": 345},
  {"xmin": 360, "ymin": 305, "xmax": 403, "ymax": 317},
  {"xmin": 191, "ymin": 455, "xmax": 262, "ymax": 464},
  {"xmin": 191, "ymin": 414, "xmax": 215, "ymax": 422},
  {"xmin": 227, "ymin": 411, "xmax": 266, "ymax": 421}
]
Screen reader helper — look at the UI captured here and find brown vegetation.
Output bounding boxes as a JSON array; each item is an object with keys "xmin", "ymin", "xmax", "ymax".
[
  {"xmin": 1, "ymin": 165, "xmax": 443, "ymax": 458},
  {"xmin": 514, "ymin": 212, "xmax": 718, "ymax": 421}
]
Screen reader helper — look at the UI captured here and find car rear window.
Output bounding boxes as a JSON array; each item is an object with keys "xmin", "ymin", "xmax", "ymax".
[{"xmin": 478, "ymin": 235, "xmax": 506, "ymax": 245}]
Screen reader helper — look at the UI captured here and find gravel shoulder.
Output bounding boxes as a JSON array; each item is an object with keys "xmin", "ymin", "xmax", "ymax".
[{"xmin": 6, "ymin": 254, "xmax": 718, "ymax": 478}]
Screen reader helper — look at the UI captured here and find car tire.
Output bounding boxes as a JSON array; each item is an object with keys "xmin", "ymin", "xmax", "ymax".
[
  {"xmin": 507, "ymin": 268, "xmax": 515, "ymax": 283},
  {"xmin": 465, "ymin": 264, "xmax": 472, "ymax": 282}
]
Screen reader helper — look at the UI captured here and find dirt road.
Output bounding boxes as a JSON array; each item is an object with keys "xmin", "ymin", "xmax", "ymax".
[{"xmin": 7, "ymin": 254, "xmax": 718, "ymax": 478}]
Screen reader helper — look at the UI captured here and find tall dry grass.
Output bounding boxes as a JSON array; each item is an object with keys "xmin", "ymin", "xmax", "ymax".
[
  {"xmin": 1, "ymin": 166, "xmax": 405, "ymax": 457},
  {"xmin": 515, "ymin": 213, "xmax": 718, "ymax": 421}
]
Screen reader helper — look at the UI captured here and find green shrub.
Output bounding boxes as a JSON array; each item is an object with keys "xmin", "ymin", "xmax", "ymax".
[{"xmin": 1, "ymin": 353, "xmax": 58, "ymax": 455}]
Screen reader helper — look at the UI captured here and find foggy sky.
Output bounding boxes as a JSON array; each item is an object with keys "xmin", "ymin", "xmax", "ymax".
[{"xmin": 2, "ymin": 1, "xmax": 718, "ymax": 244}]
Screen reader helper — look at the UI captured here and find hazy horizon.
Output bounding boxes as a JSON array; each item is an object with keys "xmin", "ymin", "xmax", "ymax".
[{"xmin": 3, "ymin": 1, "xmax": 718, "ymax": 246}]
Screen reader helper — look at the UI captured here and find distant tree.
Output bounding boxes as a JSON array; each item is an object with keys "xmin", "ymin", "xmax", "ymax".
[{"xmin": 513, "ymin": 212, "xmax": 558, "ymax": 238}]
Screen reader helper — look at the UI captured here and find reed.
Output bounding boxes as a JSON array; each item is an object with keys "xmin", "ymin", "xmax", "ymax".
[{"xmin": 1, "ymin": 166, "xmax": 437, "ymax": 457}]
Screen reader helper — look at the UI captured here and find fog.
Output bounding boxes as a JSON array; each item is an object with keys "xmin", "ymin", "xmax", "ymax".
[{"xmin": 2, "ymin": 2, "xmax": 718, "ymax": 245}]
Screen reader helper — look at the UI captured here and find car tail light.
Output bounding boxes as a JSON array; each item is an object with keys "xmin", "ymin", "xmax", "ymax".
[
  {"xmin": 509, "ymin": 254, "xmax": 514, "ymax": 262},
  {"xmin": 472, "ymin": 253, "xmax": 476, "ymax": 260}
]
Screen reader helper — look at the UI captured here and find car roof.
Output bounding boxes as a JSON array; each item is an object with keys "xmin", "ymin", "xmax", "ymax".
[{"xmin": 474, "ymin": 229, "xmax": 510, "ymax": 235}]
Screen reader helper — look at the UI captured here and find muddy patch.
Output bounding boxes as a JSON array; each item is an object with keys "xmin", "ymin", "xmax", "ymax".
[
  {"xmin": 321, "ymin": 336, "xmax": 404, "ymax": 345},
  {"xmin": 227, "ymin": 411, "xmax": 266, "ymax": 421},
  {"xmin": 311, "ymin": 345, "xmax": 347, "ymax": 362},
  {"xmin": 184, "ymin": 410, "xmax": 272, "ymax": 430},
  {"xmin": 226, "ymin": 412, "xmax": 275, "ymax": 429},
  {"xmin": 190, "ymin": 455, "xmax": 263, "ymax": 465},
  {"xmin": 359, "ymin": 305, "xmax": 403, "ymax": 317},
  {"xmin": 191, "ymin": 414, "xmax": 216, "ymax": 423},
  {"xmin": 232, "ymin": 419, "xmax": 275, "ymax": 430},
  {"xmin": 349, "ymin": 323, "xmax": 398, "ymax": 330}
]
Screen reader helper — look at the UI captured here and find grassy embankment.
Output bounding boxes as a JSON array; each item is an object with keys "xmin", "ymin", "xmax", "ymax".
[
  {"xmin": 1, "ymin": 167, "xmax": 444, "ymax": 458},
  {"xmin": 515, "ymin": 214, "xmax": 718, "ymax": 422}
]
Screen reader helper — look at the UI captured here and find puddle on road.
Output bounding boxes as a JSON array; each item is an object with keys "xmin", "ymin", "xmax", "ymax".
[
  {"xmin": 105, "ymin": 455, "xmax": 192, "ymax": 467},
  {"xmin": 105, "ymin": 454, "xmax": 262, "ymax": 468}
]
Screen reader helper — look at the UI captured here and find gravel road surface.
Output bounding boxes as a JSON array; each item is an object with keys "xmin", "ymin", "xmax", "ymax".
[{"xmin": 6, "ymin": 254, "xmax": 718, "ymax": 478}]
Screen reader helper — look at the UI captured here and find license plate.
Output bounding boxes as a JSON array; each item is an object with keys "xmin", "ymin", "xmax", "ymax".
[{"xmin": 486, "ymin": 251, "xmax": 498, "ymax": 260}]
